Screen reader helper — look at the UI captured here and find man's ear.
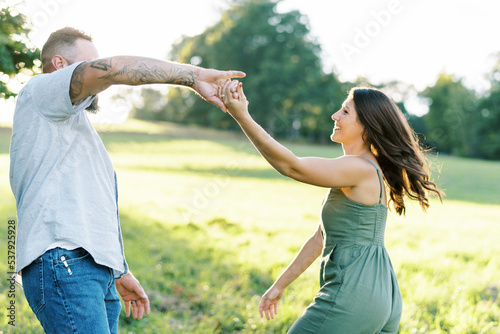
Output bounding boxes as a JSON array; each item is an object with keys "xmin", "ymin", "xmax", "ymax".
[{"xmin": 52, "ymin": 55, "xmax": 69, "ymax": 70}]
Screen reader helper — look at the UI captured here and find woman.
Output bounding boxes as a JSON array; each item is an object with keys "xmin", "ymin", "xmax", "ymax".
[{"xmin": 221, "ymin": 82, "xmax": 441, "ymax": 333}]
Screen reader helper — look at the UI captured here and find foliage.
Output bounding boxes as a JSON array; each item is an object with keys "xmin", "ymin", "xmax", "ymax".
[
  {"xmin": 0, "ymin": 120, "xmax": 498, "ymax": 333},
  {"xmin": 476, "ymin": 53, "xmax": 500, "ymax": 159},
  {"xmin": 420, "ymin": 73, "xmax": 480, "ymax": 157},
  {"xmin": 136, "ymin": 0, "xmax": 345, "ymax": 140},
  {"xmin": 132, "ymin": 88, "xmax": 168, "ymax": 121},
  {"xmin": 127, "ymin": 0, "xmax": 500, "ymax": 159},
  {"xmin": 0, "ymin": 4, "xmax": 40, "ymax": 99},
  {"xmin": 419, "ymin": 64, "xmax": 500, "ymax": 159},
  {"xmin": 130, "ymin": 0, "xmax": 500, "ymax": 160}
]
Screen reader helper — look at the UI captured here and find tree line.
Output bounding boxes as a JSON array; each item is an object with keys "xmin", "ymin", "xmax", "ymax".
[
  {"xmin": 131, "ymin": 0, "xmax": 499, "ymax": 160},
  {"xmin": 1, "ymin": 0, "xmax": 499, "ymax": 159}
]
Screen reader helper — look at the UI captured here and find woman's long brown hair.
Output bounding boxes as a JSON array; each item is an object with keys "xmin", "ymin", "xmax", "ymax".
[{"xmin": 350, "ymin": 87, "xmax": 442, "ymax": 215}]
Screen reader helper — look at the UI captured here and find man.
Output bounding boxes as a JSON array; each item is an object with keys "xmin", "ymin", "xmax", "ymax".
[{"xmin": 9, "ymin": 27, "xmax": 245, "ymax": 333}]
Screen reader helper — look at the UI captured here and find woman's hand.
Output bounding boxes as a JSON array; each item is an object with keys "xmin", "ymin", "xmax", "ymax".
[
  {"xmin": 221, "ymin": 80, "xmax": 249, "ymax": 119},
  {"xmin": 258, "ymin": 285, "xmax": 284, "ymax": 320}
]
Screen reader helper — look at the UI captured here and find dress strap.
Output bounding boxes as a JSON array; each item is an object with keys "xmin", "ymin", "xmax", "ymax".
[{"xmin": 366, "ymin": 159, "xmax": 383, "ymax": 204}]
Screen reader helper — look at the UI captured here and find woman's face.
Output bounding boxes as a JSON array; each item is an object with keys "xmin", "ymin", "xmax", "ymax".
[{"xmin": 330, "ymin": 97, "xmax": 365, "ymax": 144}]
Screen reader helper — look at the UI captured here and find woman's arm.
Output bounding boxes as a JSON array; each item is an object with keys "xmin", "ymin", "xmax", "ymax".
[
  {"xmin": 222, "ymin": 81, "xmax": 373, "ymax": 188},
  {"xmin": 259, "ymin": 224, "xmax": 323, "ymax": 320}
]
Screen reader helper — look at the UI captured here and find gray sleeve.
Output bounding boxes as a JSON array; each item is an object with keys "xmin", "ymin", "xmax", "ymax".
[{"xmin": 28, "ymin": 62, "xmax": 89, "ymax": 121}]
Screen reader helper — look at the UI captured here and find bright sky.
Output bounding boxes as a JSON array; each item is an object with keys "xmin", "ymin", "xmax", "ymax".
[{"xmin": 2, "ymin": 0, "xmax": 499, "ymax": 120}]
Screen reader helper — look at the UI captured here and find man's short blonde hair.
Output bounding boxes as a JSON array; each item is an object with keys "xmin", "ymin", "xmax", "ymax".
[{"xmin": 41, "ymin": 27, "xmax": 92, "ymax": 72}]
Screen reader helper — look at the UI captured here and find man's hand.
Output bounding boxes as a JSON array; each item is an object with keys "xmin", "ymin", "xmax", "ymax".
[
  {"xmin": 115, "ymin": 272, "xmax": 150, "ymax": 320},
  {"xmin": 193, "ymin": 67, "xmax": 246, "ymax": 111}
]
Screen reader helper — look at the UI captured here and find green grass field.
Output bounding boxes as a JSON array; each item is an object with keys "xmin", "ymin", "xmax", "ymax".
[{"xmin": 0, "ymin": 119, "xmax": 499, "ymax": 333}]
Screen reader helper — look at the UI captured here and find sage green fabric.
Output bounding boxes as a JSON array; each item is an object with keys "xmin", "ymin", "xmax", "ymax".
[{"xmin": 288, "ymin": 160, "xmax": 402, "ymax": 334}]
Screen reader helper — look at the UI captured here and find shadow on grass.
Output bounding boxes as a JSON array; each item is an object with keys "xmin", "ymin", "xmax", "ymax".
[
  {"xmin": 117, "ymin": 211, "xmax": 287, "ymax": 334},
  {"xmin": 112, "ymin": 133, "xmax": 500, "ymax": 206},
  {"xmin": 117, "ymin": 164, "xmax": 286, "ymax": 181},
  {"xmin": 436, "ymin": 155, "xmax": 500, "ymax": 206},
  {"xmin": 6, "ymin": 120, "xmax": 500, "ymax": 206},
  {"xmin": 99, "ymin": 127, "xmax": 500, "ymax": 207},
  {"xmin": 0, "ymin": 204, "xmax": 286, "ymax": 333}
]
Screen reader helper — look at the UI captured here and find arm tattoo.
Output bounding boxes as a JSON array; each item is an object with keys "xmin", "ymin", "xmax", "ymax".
[
  {"xmin": 70, "ymin": 57, "xmax": 195, "ymax": 101},
  {"xmin": 90, "ymin": 58, "xmax": 195, "ymax": 87},
  {"xmin": 90, "ymin": 58, "xmax": 113, "ymax": 71},
  {"xmin": 70, "ymin": 63, "xmax": 86, "ymax": 100},
  {"xmin": 167, "ymin": 66, "xmax": 195, "ymax": 87}
]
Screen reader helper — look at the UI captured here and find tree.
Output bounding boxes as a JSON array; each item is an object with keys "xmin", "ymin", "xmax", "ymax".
[
  {"xmin": 131, "ymin": 88, "xmax": 169, "ymax": 121},
  {"xmin": 381, "ymin": 80, "xmax": 428, "ymax": 146},
  {"xmin": 477, "ymin": 53, "xmax": 500, "ymax": 159},
  {"xmin": 0, "ymin": 4, "xmax": 40, "ymax": 99},
  {"xmin": 420, "ymin": 73, "xmax": 480, "ymax": 157},
  {"xmin": 146, "ymin": 0, "xmax": 334, "ymax": 139},
  {"xmin": 302, "ymin": 72, "xmax": 348, "ymax": 143}
]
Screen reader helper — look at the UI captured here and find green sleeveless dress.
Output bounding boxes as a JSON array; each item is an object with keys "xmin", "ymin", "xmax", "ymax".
[{"xmin": 288, "ymin": 160, "xmax": 403, "ymax": 334}]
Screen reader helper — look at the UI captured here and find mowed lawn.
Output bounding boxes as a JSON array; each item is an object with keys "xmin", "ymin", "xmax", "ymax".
[{"xmin": 0, "ymin": 119, "xmax": 498, "ymax": 334}]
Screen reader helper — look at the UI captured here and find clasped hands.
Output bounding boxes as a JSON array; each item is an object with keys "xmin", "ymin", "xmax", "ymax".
[
  {"xmin": 219, "ymin": 79, "xmax": 249, "ymax": 118},
  {"xmin": 193, "ymin": 67, "xmax": 248, "ymax": 114}
]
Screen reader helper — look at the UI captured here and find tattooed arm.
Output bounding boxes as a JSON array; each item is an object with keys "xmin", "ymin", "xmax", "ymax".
[{"xmin": 70, "ymin": 56, "xmax": 245, "ymax": 110}]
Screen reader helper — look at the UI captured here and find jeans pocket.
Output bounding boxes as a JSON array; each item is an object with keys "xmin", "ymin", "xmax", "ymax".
[
  {"xmin": 59, "ymin": 248, "xmax": 90, "ymax": 265},
  {"xmin": 22, "ymin": 258, "xmax": 45, "ymax": 315}
]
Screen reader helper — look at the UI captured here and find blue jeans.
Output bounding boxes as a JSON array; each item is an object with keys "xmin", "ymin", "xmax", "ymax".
[{"xmin": 22, "ymin": 247, "xmax": 121, "ymax": 334}]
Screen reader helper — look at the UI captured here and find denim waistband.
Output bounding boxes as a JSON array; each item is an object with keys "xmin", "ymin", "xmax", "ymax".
[{"xmin": 43, "ymin": 247, "xmax": 89, "ymax": 264}]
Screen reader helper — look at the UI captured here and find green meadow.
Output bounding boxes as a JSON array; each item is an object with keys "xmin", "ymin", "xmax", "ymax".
[{"xmin": 0, "ymin": 119, "xmax": 498, "ymax": 333}]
